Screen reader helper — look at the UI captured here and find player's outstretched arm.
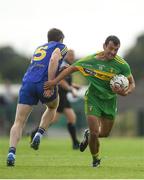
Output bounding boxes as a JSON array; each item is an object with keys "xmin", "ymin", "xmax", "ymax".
[{"xmin": 44, "ymin": 66, "xmax": 78, "ymax": 90}]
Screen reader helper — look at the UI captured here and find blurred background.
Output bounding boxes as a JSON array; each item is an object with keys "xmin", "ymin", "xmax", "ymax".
[{"xmin": 0, "ymin": 0, "xmax": 144, "ymax": 137}]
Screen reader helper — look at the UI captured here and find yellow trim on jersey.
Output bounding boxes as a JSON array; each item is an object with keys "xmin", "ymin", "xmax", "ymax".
[
  {"xmin": 76, "ymin": 66, "xmax": 116, "ymax": 81},
  {"xmin": 114, "ymin": 55, "xmax": 126, "ymax": 64},
  {"xmin": 96, "ymin": 51, "xmax": 126, "ymax": 65}
]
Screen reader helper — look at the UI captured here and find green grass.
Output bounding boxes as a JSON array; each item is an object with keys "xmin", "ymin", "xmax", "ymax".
[{"xmin": 0, "ymin": 137, "xmax": 144, "ymax": 179}]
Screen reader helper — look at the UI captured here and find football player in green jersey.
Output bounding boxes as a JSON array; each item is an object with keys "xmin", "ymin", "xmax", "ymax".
[{"xmin": 44, "ymin": 35, "xmax": 135, "ymax": 167}]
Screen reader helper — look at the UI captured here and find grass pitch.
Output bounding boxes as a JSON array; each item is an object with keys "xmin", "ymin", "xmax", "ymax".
[{"xmin": 0, "ymin": 136, "xmax": 144, "ymax": 179}]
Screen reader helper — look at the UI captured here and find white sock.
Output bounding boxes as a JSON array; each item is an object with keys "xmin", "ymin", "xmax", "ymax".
[{"xmin": 34, "ymin": 132, "xmax": 43, "ymax": 139}]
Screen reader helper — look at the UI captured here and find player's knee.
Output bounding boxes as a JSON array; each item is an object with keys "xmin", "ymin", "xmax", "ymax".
[
  {"xmin": 89, "ymin": 131, "xmax": 99, "ymax": 139},
  {"xmin": 11, "ymin": 121, "xmax": 23, "ymax": 133},
  {"xmin": 14, "ymin": 116, "xmax": 26, "ymax": 127},
  {"xmin": 67, "ymin": 115, "xmax": 76, "ymax": 123},
  {"xmin": 71, "ymin": 114, "xmax": 76, "ymax": 123}
]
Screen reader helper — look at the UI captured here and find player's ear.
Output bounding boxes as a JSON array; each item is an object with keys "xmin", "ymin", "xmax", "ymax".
[{"xmin": 60, "ymin": 38, "xmax": 63, "ymax": 43}]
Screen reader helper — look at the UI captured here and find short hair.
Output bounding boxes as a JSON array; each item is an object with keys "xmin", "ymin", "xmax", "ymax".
[
  {"xmin": 104, "ymin": 35, "xmax": 120, "ymax": 46},
  {"xmin": 47, "ymin": 28, "xmax": 64, "ymax": 42}
]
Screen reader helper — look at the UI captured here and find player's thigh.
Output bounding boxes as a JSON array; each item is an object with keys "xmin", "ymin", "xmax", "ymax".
[
  {"xmin": 99, "ymin": 118, "xmax": 114, "ymax": 137},
  {"xmin": 15, "ymin": 104, "xmax": 33, "ymax": 126},
  {"xmin": 64, "ymin": 108, "xmax": 76, "ymax": 123}
]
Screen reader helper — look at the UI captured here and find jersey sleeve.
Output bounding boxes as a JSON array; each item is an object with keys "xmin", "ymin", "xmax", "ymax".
[
  {"xmin": 72, "ymin": 54, "xmax": 95, "ymax": 67},
  {"xmin": 72, "ymin": 57, "xmax": 86, "ymax": 67},
  {"xmin": 57, "ymin": 44, "xmax": 68, "ymax": 59},
  {"xmin": 121, "ymin": 62, "xmax": 132, "ymax": 77},
  {"xmin": 72, "ymin": 60, "xmax": 80, "ymax": 67}
]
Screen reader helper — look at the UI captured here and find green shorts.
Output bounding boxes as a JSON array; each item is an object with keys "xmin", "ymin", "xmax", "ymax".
[{"xmin": 84, "ymin": 89, "xmax": 117, "ymax": 120}]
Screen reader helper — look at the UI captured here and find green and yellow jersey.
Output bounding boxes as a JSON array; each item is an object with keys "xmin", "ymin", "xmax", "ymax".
[{"xmin": 73, "ymin": 53, "xmax": 131, "ymax": 100}]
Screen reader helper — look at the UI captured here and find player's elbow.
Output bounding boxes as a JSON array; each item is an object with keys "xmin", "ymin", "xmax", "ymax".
[
  {"xmin": 130, "ymin": 82, "xmax": 136, "ymax": 93},
  {"xmin": 132, "ymin": 83, "xmax": 136, "ymax": 90}
]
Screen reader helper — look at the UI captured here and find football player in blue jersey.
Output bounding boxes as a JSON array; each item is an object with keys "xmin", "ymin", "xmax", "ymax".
[
  {"xmin": 30, "ymin": 50, "xmax": 80, "ymax": 150},
  {"xmin": 7, "ymin": 28, "xmax": 68, "ymax": 166}
]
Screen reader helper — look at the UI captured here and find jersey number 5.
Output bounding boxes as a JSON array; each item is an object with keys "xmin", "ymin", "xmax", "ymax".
[{"xmin": 33, "ymin": 45, "xmax": 48, "ymax": 61}]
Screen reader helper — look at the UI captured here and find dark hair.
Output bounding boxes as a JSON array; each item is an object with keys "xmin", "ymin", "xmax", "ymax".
[
  {"xmin": 105, "ymin": 35, "xmax": 120, "ymax": 46},
  {"xmin": 47, "ymin": 28, "xmax": 64, "ymax": 42}
]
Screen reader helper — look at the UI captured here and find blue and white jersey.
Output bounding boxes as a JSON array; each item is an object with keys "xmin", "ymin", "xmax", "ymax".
[{"xmin": 23, "ymin": 41, "xmax": 67, "ymax": 83}]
